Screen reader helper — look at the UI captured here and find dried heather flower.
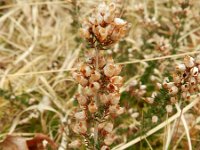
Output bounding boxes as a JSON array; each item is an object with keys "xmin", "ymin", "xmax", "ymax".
[
  {"xmin": 68, "ymin": 140, "xmax": 81, "ymax": 149},
  {"xmin": 152, "ymin": 115, "xmax": 158, "ymax": 123},
  {"xmin": 99, "ymin": 93, "xmax": 110, "ymax": 104},
  {"xmin": 164, "ymin": 55, "xmax": 200, "ymax": 101},
  {"xmin": 88, "ymin": 102, "xmax": 98, "ymax": 113},
  {"xmin": 72, "ymin": 52, "xmax": 124, "ymax": 147},
  {"xmin": 104, "ymin": 134, "xmax": 115, "ymax": 145},
  {"xmin": 101, "ymin": 145, "xmax": 110, "ymax": 150},
  {"xmin": 166, "ymin": 105, "xmax": 173, "ymax": 113},
  {"xmin": 76, "ymin": 94, "xmax": 87, "ymax": 106},
  {"xmin": 74, "ymin": 111, "xmax": 86, "ymax": 120},
  {"xmin": 176, "ymin": 63, "xmax": 186, "ymax": 72},
  {"xmin": 72, "ymin": 2, "xmax": 129, "ymax": 149},
  {"xmin": 184, "ymin": 55, "xmax": 195, "ymax": 68},
  {"xmin": 80, "ymin": 2, "xmax": 130, "ymax": 48},
  {"xmin": 104, "ymin": 122, "xmax": 114, "ymax": 133}
]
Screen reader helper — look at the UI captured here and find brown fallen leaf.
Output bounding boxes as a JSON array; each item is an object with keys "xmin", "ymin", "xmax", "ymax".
[
  {"xmin": 0, "ymin": 135, "xmax": 29, "ymax": 150},
  {"xmin": 27, "ymin": 133, "xmax": 57, "ymax": 150},
  {"xmin": 0, "ymin": 134, "xmax": 57, "ymax": 150}
]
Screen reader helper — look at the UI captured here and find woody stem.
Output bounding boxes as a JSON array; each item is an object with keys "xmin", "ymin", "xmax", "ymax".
[{"xmin": 94, "ymin": 44, "xmax": 99, "ymax": 149}]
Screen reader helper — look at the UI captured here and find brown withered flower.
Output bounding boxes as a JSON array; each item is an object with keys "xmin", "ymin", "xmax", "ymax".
[
  {"xmin": 72, "ymin": 51, "xmax": 124, "ymax": 148},
  {"xmin": 80, "ymin": 2, "xmax": 130, "ymax": 48},
  {"xmin": 163, "ymin": 55, "xmax": 200, "ymax": 102}
]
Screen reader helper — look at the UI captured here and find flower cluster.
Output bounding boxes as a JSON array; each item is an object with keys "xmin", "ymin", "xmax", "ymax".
[
  {"xmin": 141, "ymin": 16, "xmax": 160, "ymax": 29},
  {"xmin": 126, "ymin": 80, "xmax": 147, "ymax": 99},
  {"xmin": 163, "ymin": 55, "xmax": 200, "ymax": 103},
  {"xmin": 80, "ymin": 2, "xmax": 130, "ymax": 48},
  {"xmin": 152, "ymin": 35, "xmax": 171, "ymax": 55},
  {"xmin": 72, "ymin": 51, "xmax": 124, "ymax": 149},
  {"xmin": 172, "ymin": 1, "xmax": 191, "ymax": 28}
]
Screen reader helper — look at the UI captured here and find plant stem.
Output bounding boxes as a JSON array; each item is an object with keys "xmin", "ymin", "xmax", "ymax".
[{"xmin": 94, "ymin": 44, "xmax": 99, "ymax": 149}]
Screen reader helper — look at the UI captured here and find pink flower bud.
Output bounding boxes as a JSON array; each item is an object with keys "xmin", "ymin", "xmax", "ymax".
[
  {"xmin": 195, "ymin": 55, "xmax": 200, "ymax": 64},
  {"xmin": 101, "ymin": 145, "xmax": 110, "ymax": 150},
  {"xmin": 109, "ymin": 3, "xmax": 116, "ymax": 12},
  {"xmin": 152, "ymin": 115, "xmax": 158, "ymax": 123},
  {"xmin": 98, "ymin": 122, "xmax": 106, "ymax": 130},
  {"xmin": 74, "ymin": 111, "xmax": 86, "ymax": 120},
  {"xmin": 140, "ymin": 85, "xmax": 147, "ymax": 90},
  {"xmin": 189, "ymin": 85, "xmax": 198, "ymax": 93},
  {"xmin": 184, "ymin": 55, "xmax": 195, "ymax": 68},
  {"xmin": 109, "ymin": 105, "xmax": 117, "ymax": 114},
  {"xmin": 163, "ymin": 82, "xmax": 175, "ymax": 89},
  {"xmin": 82, "ymin": 86, "xmax": 94, "ymax": 96},
  {"xmin": 68, "ymin": 140, "xmax": 81, "ymax": 149},
  {"xmin": 88, "ymin": 102, "xmax": 98, "ymax": 113},
  {"xmin": 110, "ymin": 76, "xmax": 123, "ymax": 86},
  {"xmin": 114, "ymin": 18, "xmax": 127, "ymax": 26},
  {"xmin": 76, "ymin": 94, "xmax": 87, "ymax": 106},
  {"xmin": 80, "ymin": 64, "xmax": 92, "ymax": 77},
  {"xmin": 170, "ymin": 97, "xmax": 177, "ymax": 103},
  {"xmin": 80, "ymin": 28, "xmax": 90, "ymax": 39},
  {"xmin": 104, "ymin": 122, "xmax": 113, "ymax": 133},
  {"xmin": 114, "ymin": 64, "xmax": 122, "ymax": 76},
  {"xmin": 90, "ymin": 82, "xmax": 100, "ymax": 91},
  {"xmin": 97, "ymin": 2, "xmax": 108, "ymax": 15},
  {"xmin": 182, "ymin": 91, "xmax": 190, "ymax": 100},
  {"xmin": 99, "ymin": 93, "xmax": 110, "ymax": 104},
  {"xmin": 107, "ymin": 83, "xmax": 119, "ymax": 92},
  {"xmin": 190, "ymin": 66, "xmax": 199, "ymax": 76},
  {"xmin": 89, "ymin": 16, "xmax": 97, "ymax": 25},
  {"xmin": 144, "ymin": 97, "xmax": 154, "ymax": 104},
  {"xmin": 96, "ymin": 13, "xmax": 104, "ymax": 25},
  {"xmin": 99, "ymin": 56, "xmax": 106, "ymax": 68},
  {"xmin": 173, "ymin": 73, "xmax": 181, "ymax": 84},
  {"xmin": 110, "ymin": 29, "xmax": 120, "ymax": 41},
  {"xmin": 181, "ymin": 83, "xmax": 189, "ymax": 92},
  {"xmin": 72, "ymin": 72, "xmax": 88, "ymax": 87},
  {"xmin": 104, "ymin": 63, "xmax": 115, "ymax": 77},
  {"xmin": 166, "ymin": 105, "xmax": 173, "ymax": 113},
  {"xmin": 169, "ymin": 86, "xmax": 178, "ymax": 95},
  {"xmin": 116, "ymin": 106, "xmax": 125, "ymax": 115},
  {"xmin": 197, "ymin": 74, "xmax": 200, "ymax": 83},
  {"xmin": 73, "ymin": 121, "xmax": 87, "ymax": 134},
  {"xmin": 93, "ymin": 27, "xmax": 101, "ymax": 39},
  {"xmin": 109, "ymin": 105, "xmax": 124, "ymax": 116},
  {"xmin": 189, "ymin": 77, "xmax": 196, "ymax": 85},
  {"xmin": 109, "ymin": 92, "xmax": 120, "ymax": 105},
  {"xmin": 105, "ymin": 24, "xmax": 115, "ymax": 35},
  {"xmin": 89, "ymin": 71, "xmax": 101, "ymax": 83},
  {"xmin": 176, "ymin": 63, "xmax": 186, "ymax": 72},
  {"xmin": 156, "ymin": 83, "xmax": 162, "ymax": 89},
  {"xmin": 104, "ymin": 12, "xmax": 114, "ymax": 23},
  {"xmin": 104, "ymin": 134, "xmax": 114, "ymax": 145},
  {"xmin": 99, "ymin": 27, "xmax": 108, "ymax": 41}
]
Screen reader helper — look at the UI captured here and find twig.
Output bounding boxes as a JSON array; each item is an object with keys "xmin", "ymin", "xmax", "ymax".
[{"xmin": 94, "ymin": 44, "xmax": 99, "ymax": 149}]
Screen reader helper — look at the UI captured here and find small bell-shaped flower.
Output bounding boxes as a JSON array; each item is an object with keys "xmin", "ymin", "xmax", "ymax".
[
  {"xmin": 184, "ymin": 55, "xmax": 195, "ymax": 68},
  {"xmin": 88, "ymin": 102, "xmax": 98, "ymax": 113}
]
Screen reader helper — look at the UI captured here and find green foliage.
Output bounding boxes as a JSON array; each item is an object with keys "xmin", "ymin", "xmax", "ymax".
[{"xmin": 140, "ymin": 61, "xmax": 156, "ymax": 84}]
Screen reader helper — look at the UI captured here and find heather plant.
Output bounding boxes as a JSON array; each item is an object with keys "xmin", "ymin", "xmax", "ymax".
[{"xmin": 71, "ymin": 2, "xmax": 129, "ymax": 149}]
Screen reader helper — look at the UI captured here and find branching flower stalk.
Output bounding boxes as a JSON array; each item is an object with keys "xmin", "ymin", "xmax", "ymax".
[
  {"xmin": 163, "ymin": 55, "xmax": 200, "ymax": 103},
  {"xmin": 163, "ymin": 54, "xmax": 200, "ymax": 149},
  {"xmin": 72, "ymin": 2, "xmax": 130, "ymax": 149}
]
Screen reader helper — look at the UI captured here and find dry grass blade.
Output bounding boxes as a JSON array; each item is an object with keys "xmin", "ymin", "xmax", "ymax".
[
  {"xmin": 112, "ymin": 95, "xmax": 200, "ymax": 150},
  {"xmin": 1, "ymin": 51, "xmax": 200, "ymax": 77}
]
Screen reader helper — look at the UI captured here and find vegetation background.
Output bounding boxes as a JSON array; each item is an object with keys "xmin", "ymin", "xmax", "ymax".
[{"xmin": 0, "ymin": 0, "xmax": 200, "ymax": 149}]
